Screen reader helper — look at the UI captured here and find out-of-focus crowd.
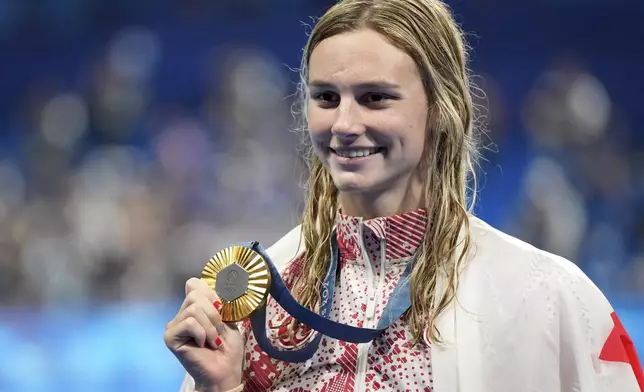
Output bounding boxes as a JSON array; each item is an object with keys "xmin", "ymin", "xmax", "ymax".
[
  {"xmin": 475, "ymin": 56, "xmax": 644, "ymax": 294},
  {"xmin": 1, "ymin": 0, "xmax": 643, "ymax": 311},
  {"xmin": 0, "ymin": 23, "xmax": 305, "ymax": 307}
]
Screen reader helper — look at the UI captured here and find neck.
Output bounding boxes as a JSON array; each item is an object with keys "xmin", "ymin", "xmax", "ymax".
[{"xmin": 339, "ymin": 178, "xmax": 424, "ymax": 220}]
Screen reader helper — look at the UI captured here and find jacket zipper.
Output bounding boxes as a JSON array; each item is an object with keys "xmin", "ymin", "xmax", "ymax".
[{"xmin": 355, "ymin": 224, "xmax": 385, "ymax": 392}]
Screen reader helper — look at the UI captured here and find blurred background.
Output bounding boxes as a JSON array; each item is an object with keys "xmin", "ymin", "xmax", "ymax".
[{"xmin": 0, "ymin": 0, "xmax": 642, "ymax": 391}]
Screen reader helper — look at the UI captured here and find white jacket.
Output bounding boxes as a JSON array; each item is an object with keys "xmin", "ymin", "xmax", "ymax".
[{"xmin": 179, "ymin": 213, "xmax": 643, "ymax": 392}]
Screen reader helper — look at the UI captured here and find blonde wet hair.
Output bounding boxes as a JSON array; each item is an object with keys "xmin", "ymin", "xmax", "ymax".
[{"xmin": 290, "ymin": 0, "xmax": 478, "ymax": 345}]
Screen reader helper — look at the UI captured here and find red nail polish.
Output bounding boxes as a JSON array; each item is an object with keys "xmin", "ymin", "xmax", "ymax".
[
  {"xmin": 213, "ymin": 301, "xmax": 222, "ymax": 311},
  {"xmin": 215, "ymin": 337, "xmax": 223, "ymax": 347}
]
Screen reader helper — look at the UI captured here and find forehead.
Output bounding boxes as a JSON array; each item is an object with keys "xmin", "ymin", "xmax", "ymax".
[{"xmin": 308, "ymin": 29, "xmax": 420, "ymax": 86}]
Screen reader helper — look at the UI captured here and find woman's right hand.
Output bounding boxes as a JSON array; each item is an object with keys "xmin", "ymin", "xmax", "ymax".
[{"xmin": 164, "ymin": 278, "xmax": 244, "ymax": 392}]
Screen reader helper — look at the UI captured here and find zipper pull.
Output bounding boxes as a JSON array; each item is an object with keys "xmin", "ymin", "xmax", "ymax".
[{"xmin": 365, "ymin": 295, "xmax": 377, "ymax": 321}]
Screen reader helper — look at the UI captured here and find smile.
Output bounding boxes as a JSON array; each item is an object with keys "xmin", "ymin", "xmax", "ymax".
[{"xmin": 330, "ymin": 147, "xmax": 384, "ymax": 158}]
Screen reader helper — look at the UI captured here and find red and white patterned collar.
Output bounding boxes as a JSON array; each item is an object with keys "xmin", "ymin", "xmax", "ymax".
[{"xmin": 335, "ymin": 208, "xmax": 428, "ymax": 262}]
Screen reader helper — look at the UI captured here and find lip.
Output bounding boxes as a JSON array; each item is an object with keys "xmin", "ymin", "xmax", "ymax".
[{"xmin": 329, "ymin": 147, "xmax": 384, "ymax": 164}]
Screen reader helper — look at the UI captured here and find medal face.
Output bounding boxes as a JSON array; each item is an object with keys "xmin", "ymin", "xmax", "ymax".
[
  {"xmin": 216, "ymin": 264, "xmax": 249, "ymax": 302},
  {"xmin": 202, "ymin": 245, "xmax": 271, "ymax": 322}
]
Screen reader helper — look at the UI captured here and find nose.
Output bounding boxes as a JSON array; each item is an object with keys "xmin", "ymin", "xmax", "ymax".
[{"xmin": 331, "ymin": 99, "xmax": 365, "ymax": 142}]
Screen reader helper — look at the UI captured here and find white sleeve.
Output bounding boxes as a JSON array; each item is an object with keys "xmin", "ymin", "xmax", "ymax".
[{"xmin": 178, "ymin": 373, "xmax": 195, "ymax": 392}]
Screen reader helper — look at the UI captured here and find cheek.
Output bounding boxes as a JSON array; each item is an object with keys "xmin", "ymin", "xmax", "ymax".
[
  {"xmin": 410, "ymin": 125, "xmax": 427, "ymax": 152},
  {"xmin": 308, "ymin": 131, "xmax": 326, "ymax": 159},
  {"xmin": 408, "ymin": 108, "xmax": 429, "ymax": 153},
  {"xmin": 397, "ymin": 121, "xmax": 427, "ymax": 163},
  {"xmin": 307, "ymin": 125, "xmax": 326, "ymax": 155},
  {"xmin": 307, "ymin": 107, "xmax": 332, "ymax": 143}
]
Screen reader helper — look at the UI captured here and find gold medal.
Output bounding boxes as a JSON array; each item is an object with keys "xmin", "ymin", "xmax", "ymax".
[{"xmin": 201, "ymin": 245, "xmax": 271, "ymax": 322}]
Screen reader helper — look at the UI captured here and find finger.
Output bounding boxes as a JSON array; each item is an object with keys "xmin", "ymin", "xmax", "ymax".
[
  {"xmin": 188, "ymin": 294, "xmax": 236, "ymax": 338},
  {"xmin": 167, "ymin": 291, "xmax": 206, "ymax": 330},
  {"xmin": 177, "ymin": 286, "xmax": 218, "ymax": 316},
  {"xmin": 207, "ymin": 297, "xmax": 241, "ymax": 335},
  {"xmin": 171, "ymin": 304, "xmax": 221, "ymax": 349},
  {"xmin": 185, "ymin": 277, "xmax": 217, "ymax": 301},
  {"xmin": 182, "ymin": 295, "xmax": 224, "ymax": 340},
  {"xmin": 201, "ymin": 295, "xmax": 224, "ymax": 335},
  {"xmin": 164, "ymin": 317, "xmax": 207, "ymax": 352}
]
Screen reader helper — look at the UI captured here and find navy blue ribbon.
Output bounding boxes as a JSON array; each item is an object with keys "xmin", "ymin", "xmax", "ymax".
[{"xmin": 241, "ymin": 235, "xmax": 413, "ymax": 363}]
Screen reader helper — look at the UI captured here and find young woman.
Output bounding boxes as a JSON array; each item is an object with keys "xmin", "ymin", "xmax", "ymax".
[{"xmin": 164, "ymin": 0, "xmax": 644, "ymax": 391}]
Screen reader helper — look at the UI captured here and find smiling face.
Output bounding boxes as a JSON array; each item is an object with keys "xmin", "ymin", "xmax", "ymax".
[{"xmin": 307, "ymin": 29, "xmax": 429, "ymax": 206}]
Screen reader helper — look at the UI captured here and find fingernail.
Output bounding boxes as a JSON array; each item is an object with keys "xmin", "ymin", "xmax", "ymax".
[
  {"xmin": 214, "ymin": 337, "xmax": 223, "ymax": 347},
  {"xmin": 216, "ymin": 324, "xmax": 225, "ymax": 335},
  {"xmin": 213, "ymin": 301, "xmax": 222, "ymax": 311}
]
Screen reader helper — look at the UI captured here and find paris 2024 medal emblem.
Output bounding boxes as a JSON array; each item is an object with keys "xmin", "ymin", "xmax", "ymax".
[{"xmin": 201, "ymin": 245, "xmax": 271, "ymax": 322}]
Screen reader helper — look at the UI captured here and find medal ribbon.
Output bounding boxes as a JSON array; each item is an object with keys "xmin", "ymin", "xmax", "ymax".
[{"xmin": 239, "ymin": 233, "xmax": 413, "ymax": 363}]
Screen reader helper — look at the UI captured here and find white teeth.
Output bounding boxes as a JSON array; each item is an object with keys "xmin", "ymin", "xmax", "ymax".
[{"xmin": 334, "ymin": 148, "xmax": 380, "ymax": 158}]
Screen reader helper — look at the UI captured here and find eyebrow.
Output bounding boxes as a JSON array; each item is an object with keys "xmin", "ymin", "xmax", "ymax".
[{"xmin": 308, "ymin": 80, "xmax": 401, "ymax": 90}]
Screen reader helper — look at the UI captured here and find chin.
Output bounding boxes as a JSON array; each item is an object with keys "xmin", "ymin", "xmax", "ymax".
[
  {"xmin": 335, "ymin": 182, "xmax": 372, "ymax": 193},
  {"xmin": 330, "ymin": 173, "xmax": 378, "ymax": 194}
]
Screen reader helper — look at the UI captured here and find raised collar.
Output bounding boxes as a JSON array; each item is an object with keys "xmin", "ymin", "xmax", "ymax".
[{"xmin": 335, "ymin": 208, "xmax": 428, "ymax": 262}]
